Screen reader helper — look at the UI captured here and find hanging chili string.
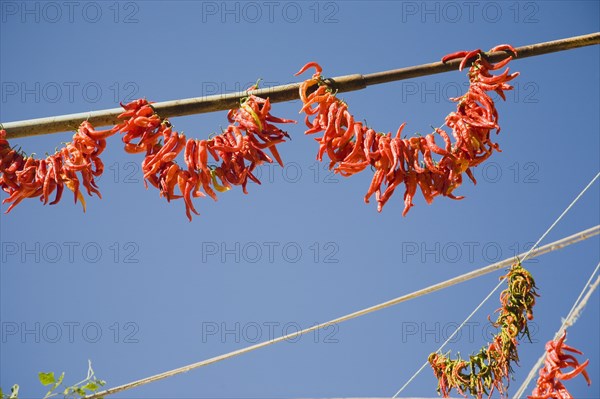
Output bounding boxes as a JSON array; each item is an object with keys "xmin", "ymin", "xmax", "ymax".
[
  {"xmin": 295, "ymin": 45, "xmax": 519, "ymax": 215},
  {"xmin": 2, "ymin": 44, "xmax": 519, "ymax": 219},
  {"xmin": 0, "ymin": 86, "xmax": 295, "ymax": 220},
  {"xmin": 428, "ymin": 261, "xmax": 539, "ymax": 398}
]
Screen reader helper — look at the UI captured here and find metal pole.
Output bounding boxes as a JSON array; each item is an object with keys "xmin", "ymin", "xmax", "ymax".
[{"xmin": 2, "ymin": 32, "xmax": 599, "ymax": 140}]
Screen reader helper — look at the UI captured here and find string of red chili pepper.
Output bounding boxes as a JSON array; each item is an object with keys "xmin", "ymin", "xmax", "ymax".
[
  {"xmin": 428, "ymin": 261, "xmax": 539, "ymax": 398},
  {"xmin": 0, "ymin": 86, "xmax": 295, "ymax": 220},
  {"xmin": 528, "ymin": 330, "xmax": 591, "ymax": 399},
  {"xmin": 114, "ymin": 90, "xmax": 295, "ymax": 220},
  {"xmin": 295, "ymin": 45, "xmax": 519, "ymax": 216},
  {"xmin": 0, "ymin": 122, "xmax": 114, "ymax": 213}
]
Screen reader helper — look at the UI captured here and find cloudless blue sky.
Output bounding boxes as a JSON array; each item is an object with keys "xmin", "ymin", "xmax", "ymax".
[{"xmin": 1, "ymin": 1, "xmax": 599, "ymax": 398}]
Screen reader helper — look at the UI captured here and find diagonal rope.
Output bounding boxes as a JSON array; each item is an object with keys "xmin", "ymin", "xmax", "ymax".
[
  {"xmin": 512, "ymin": 262, "xmax": 600, "ymax": 399},
  {"xmin": 80, "ymin": 166, "xmax": 599, "ymax": 399},
  {"xmin": 81, "ymin": 227, "xmax": 600, "ymax": 399},
  {"xmin": 519, "ymin": 171, "xmax": 599, "ymax": 262},
  {"xmin": 561, "ymin": 264, "xmax": 600, "ymax": 330},
  {"xmin": 391, "ymin": 171, "xmax": 600, "ymax": 398},
  {"xmin": 391, "ymin": 278, "xmax": 506, "ymax": 398}
]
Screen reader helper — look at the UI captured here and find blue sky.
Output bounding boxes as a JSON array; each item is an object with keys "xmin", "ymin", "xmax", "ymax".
[{"xmin": 1, "ymin": 1, "xmax": 599, "ymax": 398}]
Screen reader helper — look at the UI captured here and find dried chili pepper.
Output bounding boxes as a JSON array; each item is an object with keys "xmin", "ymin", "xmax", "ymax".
[
  {"xmin": 1, "ymin": 85, "xmax": 295, "ymax": 220},
  {"xmin": 428, "ymin": 261, "xmax": 538, "ymax": 398},
  {"xmin": 1, "ymin": 121, "xmax": 117, "ymax": 213},
  {"xmin": 295, "ymin": 44, "xmax": 519, "ymax": 216},
  {"xmin": 113, "ymin": 88, "xmax": 295, "ymax": 220},
  {"xmin": 529, "ymin": 330, "xmax": 591, "ymax": 399}
]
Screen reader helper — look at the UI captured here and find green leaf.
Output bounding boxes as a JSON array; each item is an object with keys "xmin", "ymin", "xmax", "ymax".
[
  {"xmin": 43, "ymin": 371, "xmax": 64, "ymax": 399},
  {"xmin": 39, "ymin": 372, "xmax": 55, "ymax": 386},
  {"xmin": 82, "ymin": 382, "xmax": 98, "ymax": 392}
]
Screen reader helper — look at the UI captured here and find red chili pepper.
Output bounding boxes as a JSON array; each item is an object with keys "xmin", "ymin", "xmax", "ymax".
[
  {"xmin": 489, "ymin": 44, "xmax": 518, "ymax": 56},
  {"xmin": 529, "ymin": 330, "xmax": 591, "ymax": 399},
  {"xmin": 295, "ymin": 46, "xmax": 517, "ymax": 216},
  {"xmin": 459, "ymin": 48, "xmax": 482, "ymax": 71},
  {"xmin": 441, "ymin": 50, "xmax": 468, "ymax": 63},
  {"xmin": 294, "ymin": 61, "xmax": 323, "ymax": 77}
]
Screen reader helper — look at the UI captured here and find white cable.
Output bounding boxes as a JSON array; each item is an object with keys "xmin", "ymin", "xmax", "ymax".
[
  {"xmin": 83, "ymin": 224, "xmax": 599, "ymax": 399},
  {"xmin": 391, "ymin": 171, "xmax": 599, "ymax": 398},
  {"xmin": 562, "ymin": 263, "xmax": 600, "ymax": 328},
  {"xmin": 81, "ymin": 177, "xmax": 599, "ymax": 399},
  {"xmin": 392, "ymin": 278, "xmax": 505, "ymax": 398},
  {"xmin": 520, "ymin": 172, "xmax": 600, "ymax": 262}
]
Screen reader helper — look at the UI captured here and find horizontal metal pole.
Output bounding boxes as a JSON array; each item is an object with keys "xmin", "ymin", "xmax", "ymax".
[{"xmin": 2, "ymin": 32, "xmax": 599, "ymax": 140}]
